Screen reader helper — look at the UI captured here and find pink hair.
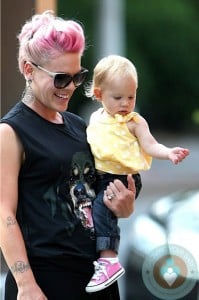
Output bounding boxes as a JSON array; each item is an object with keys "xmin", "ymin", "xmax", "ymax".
[{"xmin": 18, "ymin": 10, "xmax": 85, "ymax": 73}]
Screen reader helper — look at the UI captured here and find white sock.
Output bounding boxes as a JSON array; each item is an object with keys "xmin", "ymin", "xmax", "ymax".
[{"xmin": 102, "ymin": 257, "xmax": 119, "ymax": 263}]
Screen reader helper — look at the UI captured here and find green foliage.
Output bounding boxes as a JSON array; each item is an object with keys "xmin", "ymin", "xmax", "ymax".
[
  {"xmin": 126, "ymin": 0, "xmax": 199, "ymax": 131},
  {"xmin": 58, "ymin": 0, "xmax": 199, "ymax": 132}
]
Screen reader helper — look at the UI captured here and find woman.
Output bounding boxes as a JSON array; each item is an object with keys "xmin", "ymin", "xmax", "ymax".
[{"xmin": 0, "ymin": 11, "xmax": 136, "ymax": 300}]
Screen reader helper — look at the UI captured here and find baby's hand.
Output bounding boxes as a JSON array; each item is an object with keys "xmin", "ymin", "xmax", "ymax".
[{"xmin": 168, "ymin": 147, "xmax": 189, "ymax": 164}]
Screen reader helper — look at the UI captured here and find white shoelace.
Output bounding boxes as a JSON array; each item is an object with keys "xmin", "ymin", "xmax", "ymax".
[{"xmin": 92, "ymin": 261, "xmax": 109, "ymax": 280}]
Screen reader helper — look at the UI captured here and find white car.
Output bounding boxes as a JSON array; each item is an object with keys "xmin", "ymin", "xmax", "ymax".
[{"xmin": 124, "ymin": 189, "xmax": 199, "ymax": 300}]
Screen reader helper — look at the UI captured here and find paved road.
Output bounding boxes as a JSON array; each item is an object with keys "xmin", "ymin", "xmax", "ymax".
[
  {"xmin": 118, "ymin": 133, "xmax": 199, "ymax": 300},
  {"xmin": 120, "ymin": 132, "xmax": 198, "ymax": 216}
]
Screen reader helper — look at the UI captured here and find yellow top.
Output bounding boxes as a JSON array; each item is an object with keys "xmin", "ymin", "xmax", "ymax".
[{"xmin": 87, "ymin": 108, "xmax": 152, "ymax": 175}]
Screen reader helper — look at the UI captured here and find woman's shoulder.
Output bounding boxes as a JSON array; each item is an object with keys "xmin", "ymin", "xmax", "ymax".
[{"xmin": 1, "ymin": 102, "xmax": 23, "ymax": 122}]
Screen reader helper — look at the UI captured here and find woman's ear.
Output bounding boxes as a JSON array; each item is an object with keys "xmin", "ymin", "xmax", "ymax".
[
  {"xmin": 94, "ymin": 88, "xmax": 102, "ymax": 101},
  {"xmin": 23, "ymin": 62, "xmax": 34, "ymax": 81}
]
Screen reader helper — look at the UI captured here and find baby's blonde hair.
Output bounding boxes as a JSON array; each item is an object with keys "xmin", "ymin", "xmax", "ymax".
[{"xmin": 85, "ymin": 55, "xmax": 138, "ymax": 99}]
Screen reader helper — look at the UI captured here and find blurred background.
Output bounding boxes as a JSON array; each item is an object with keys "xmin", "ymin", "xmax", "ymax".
[
  {"xmin": 1, "ymin": 0, "xmax": 199, "ymax": 132},
  {"xmin": 1, "ymin": 0, "xmax": 199, "ymax": 299}
]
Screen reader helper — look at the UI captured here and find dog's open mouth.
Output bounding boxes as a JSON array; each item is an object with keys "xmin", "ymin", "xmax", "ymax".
[{"xmin": 79, "ymin": 199, "xmax": 94, "ymax": 229}]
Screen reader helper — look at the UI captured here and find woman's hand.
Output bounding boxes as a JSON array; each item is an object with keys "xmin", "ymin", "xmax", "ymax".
[
  {"xmin": 103, "ymin": 174, "xmax": 136, "ymax": 218},
  {"xmin": 17, "ymin": 282, "xmax": 48, "ymax": 300}
]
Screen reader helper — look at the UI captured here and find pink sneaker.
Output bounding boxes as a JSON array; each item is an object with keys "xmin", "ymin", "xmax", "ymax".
[{"xmin": 85, "ymin": 258, "xmax": 125, "ymax": 293}]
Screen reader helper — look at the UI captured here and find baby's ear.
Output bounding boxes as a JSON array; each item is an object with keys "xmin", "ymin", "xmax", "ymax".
[{"xmin": 93, "ymin": 88, "xmax": 102, "ymax": 100}]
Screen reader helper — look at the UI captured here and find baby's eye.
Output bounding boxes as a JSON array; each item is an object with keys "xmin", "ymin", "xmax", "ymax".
[{"xmin": 114, "ymin": 96, "xmax": 122, "ymax": 100}]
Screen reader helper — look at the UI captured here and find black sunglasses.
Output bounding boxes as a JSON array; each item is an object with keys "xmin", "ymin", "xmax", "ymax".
[{"xmin": 30, "ymin": 62, "xmax": 88, "ymax": 88}]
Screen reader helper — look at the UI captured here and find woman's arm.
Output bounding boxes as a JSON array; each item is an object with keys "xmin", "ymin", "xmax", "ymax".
[{"xmin": 0, "ymin": 124, "xmax": 47, "ymax": 300}]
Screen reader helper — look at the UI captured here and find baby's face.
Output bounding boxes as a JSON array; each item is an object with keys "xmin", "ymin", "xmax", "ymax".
[{"xmin": 100, "ymin": 76, "xmax": 137, "ymax": 117}]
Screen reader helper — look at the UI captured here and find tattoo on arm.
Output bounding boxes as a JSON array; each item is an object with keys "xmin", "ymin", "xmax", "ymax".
[
  {"xmin": 5, "ymin": 218, "xmax": 30, "ymax": 274},
  {"xmin": 6, "ymin": 216, "xmax": 17, "ymax": 227},
  {"xmin": 11, "ymin": 261, "xmax": 30, "ymax": 274}
]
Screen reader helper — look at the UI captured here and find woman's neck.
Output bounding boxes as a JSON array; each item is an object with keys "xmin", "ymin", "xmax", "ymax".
[{"xmin": 22, "ymin": 94, "xmax": 63, "ymax": 124}]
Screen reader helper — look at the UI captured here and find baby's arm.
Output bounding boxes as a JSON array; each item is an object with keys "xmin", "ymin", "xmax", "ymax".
[{"xmin": 131, "ymin": 116, "xmax": 189, "ymax": 164}]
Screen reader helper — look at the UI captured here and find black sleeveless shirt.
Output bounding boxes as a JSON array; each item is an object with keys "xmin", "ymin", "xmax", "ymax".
[{"xmin": 1, "ymin": 101, "xmax": 96, "ymax": 259}]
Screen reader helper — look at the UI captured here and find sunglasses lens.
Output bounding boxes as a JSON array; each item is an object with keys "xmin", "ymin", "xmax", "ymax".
[
  {"xmin": 73, "ymin": 69, "xmax": 88, "ymax": 87},
  {"xmin": 54, "ymin": 69, "xmax": 88, "ymax": 88},
  {"xmin": 54, "ymin": 74, "xmax": 72, "ymax": 89}
]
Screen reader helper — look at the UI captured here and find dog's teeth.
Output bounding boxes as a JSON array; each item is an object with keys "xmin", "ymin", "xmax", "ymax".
[{"xmin": 81, "ymin": 202, "xmax": 91, "ymax": 208}]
